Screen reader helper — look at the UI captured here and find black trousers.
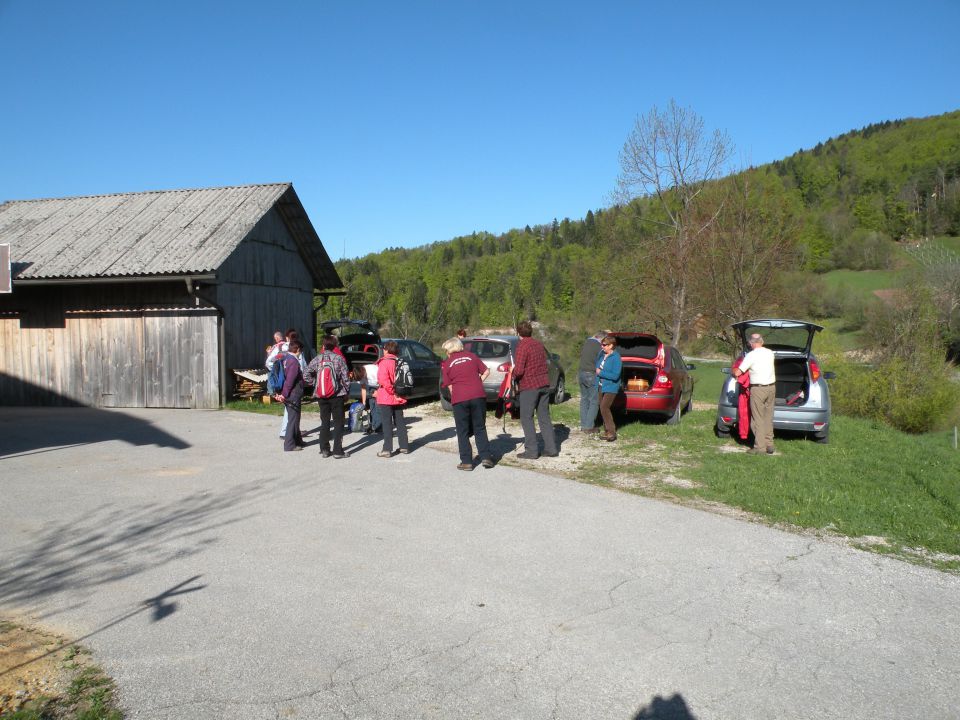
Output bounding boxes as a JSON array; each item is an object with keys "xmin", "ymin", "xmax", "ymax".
[
  {"xmin": 283, "ymin": 384, "xmax": 304, "ymax": 451},
  {"xmin": 317, "ymin": 395, "xmax": 346, "ymax": 454},
  {"xmin": 453, "ymin": 397, "xmax": 491, "ymax": 464}
]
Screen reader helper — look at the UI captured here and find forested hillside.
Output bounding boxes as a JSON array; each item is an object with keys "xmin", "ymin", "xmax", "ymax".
[{"xmin": 327, "ymin": 110, "xmax": 960, "ymax": 355}]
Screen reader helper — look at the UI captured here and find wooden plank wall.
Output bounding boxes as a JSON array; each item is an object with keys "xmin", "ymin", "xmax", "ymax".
[
  {"xmin": 0, "ymin": 310, "xmax": 219, "ymax": 408},
  {"xmin": 217, "ymin": 208, "xmax": 317, "ymax": 369}
]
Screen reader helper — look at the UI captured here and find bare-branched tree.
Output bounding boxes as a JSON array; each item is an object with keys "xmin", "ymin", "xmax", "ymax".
[{"xmin": 616, "ymin": 100, "xmax": 732, "ymax": 343}]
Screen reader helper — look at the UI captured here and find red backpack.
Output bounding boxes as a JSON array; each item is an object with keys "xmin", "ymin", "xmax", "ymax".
[{"xmin": 315, "ymin": 354, "xmax": 341, "ymax": 399}]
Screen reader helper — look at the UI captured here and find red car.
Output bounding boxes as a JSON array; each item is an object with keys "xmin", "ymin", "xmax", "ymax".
[{"xmin": 609, "ymin": 333, "xmax": 696, "ymax": 424}]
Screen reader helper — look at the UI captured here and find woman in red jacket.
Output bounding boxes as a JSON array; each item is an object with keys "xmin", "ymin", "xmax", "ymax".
[{"xmin": 374, "ymin": 340, "xmax": 410, "ymax": 457}]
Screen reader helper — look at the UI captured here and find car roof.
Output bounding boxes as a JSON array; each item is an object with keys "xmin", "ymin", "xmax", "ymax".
[{"xmin": 463, "ymin": 335, "xmax": 517, "ymax": 342}]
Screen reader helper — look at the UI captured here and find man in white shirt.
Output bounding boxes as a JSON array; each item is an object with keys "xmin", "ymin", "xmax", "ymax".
[{"xmin": 733, "ymin": 333, "xmax": 776, "ymax": 454}]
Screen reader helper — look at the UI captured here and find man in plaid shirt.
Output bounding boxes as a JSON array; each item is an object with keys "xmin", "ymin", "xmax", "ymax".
[{"xmin": 512, "ymin": 321, "xmax": 559, "ymax": 459}]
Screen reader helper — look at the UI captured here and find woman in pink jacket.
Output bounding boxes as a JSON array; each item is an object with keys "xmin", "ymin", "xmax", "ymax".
[{"xmin": 375, "ymin": 340, "xmax": 410, "ymax": 457}]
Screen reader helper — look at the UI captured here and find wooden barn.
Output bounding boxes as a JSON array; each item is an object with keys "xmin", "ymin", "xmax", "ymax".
[{"xmin": 0, "ymin": 183, "xmax": 343, "ymax": 408}]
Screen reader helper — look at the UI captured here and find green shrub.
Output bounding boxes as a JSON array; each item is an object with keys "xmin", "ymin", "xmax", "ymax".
[
  {"xmin": 830, "ymin": 229, "xmax": 894, "ymax": 270},
  {"xmin": 832, "ymin": 356, "xmax": 960, "ymax": 433}
]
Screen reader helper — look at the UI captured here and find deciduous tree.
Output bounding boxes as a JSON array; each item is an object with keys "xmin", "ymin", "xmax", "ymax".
[{"xmin": 616, "ymin": 100, "xmax": 733, "ymax": 342}]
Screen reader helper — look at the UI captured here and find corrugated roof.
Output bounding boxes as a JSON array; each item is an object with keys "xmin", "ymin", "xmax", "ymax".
[{"xmin": 0, "ymin": 183, "xmax": 343, "ymax": 290}]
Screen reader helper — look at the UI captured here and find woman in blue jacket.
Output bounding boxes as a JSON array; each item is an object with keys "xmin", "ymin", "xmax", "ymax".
[{"xmin": 595, "ymin": 335, "xmax": 623, "ymax": 442}]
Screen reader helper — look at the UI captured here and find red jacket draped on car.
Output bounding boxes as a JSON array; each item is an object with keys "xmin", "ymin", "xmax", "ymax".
[{"xmin": 732, "ymin": 357, "xmax": 751, "ymax": 441}]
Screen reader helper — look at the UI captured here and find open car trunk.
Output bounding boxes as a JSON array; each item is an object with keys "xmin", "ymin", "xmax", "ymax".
[
  {"xmin": 774, "ymin": 357, "xmax": 810, "ymax": 406},
  {"xmin": 621, "ymin": 362, "xmax": 658, "ymax": 392}
]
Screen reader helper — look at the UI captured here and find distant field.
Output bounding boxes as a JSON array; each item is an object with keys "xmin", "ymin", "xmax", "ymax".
[
  {"xmin": 819, "ymin": 268, "xmax": 900, "ymax": 294},
  {"xmin": 690, "ymin": 361, "xmax": 727, "ymax": 404},
  {"xmin": 934, "ymin": 235, "xmax": 960, "ymax": 254},
  {"xmin": 818, "ymin": 318, "xmax": 866, "ymax": 353}
]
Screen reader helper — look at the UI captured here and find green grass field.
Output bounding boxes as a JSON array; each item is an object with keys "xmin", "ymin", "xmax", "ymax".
[
  {"xmin": 819, "ymin": 268, "xmax": 900, "ymax": 294},
  {"xmin": 934, "ymin": 236, "xmax": 960, "ymax": 254}
]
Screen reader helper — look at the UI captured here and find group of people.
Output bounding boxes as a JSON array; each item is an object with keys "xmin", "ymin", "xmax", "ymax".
[
  {"xmin": 266, "ymin": 330, "xmax": 409, "ymax": 458},
  {"xmin": 266, "ymin": 319, "xmax": 778, "ymax": 465},
  {"xmin": 264, "ymin": 321, "xmax": 566, "ymax": 471},
  {"xmin": 576, "ymin": 329, "xmax": 777, "ymax": 454},
  {"xmin": 576, "ymin": 331, "xmax": 623, "ymax": 442},
  {"xmin": 440, "ymin": 320, "xmax": 559, "ymax": 470}
]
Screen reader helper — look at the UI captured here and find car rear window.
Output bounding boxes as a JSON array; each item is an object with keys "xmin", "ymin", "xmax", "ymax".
[{"xmin": 464, "ymin": 340, "xmax": 510, "ymax": 359}]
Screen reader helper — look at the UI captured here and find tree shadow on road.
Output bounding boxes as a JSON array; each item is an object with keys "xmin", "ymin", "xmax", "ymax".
[{"xmin": 0, "ymin": 477, "xmax": 300, "ymax": 613}]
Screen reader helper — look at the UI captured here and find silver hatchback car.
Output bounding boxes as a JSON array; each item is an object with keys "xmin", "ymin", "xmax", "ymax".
[{"xmin": 715, "ymin": 319, "xmax": 835, "ymax": 443}]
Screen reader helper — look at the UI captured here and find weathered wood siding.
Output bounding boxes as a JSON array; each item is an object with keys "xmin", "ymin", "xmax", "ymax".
[
  {"xmin": 0, "ymin": 308, "xmax": 219, "ymax": 409},
  {"xmin": 0, "ymin": 281, "xmax": 220, "ymax": 408},
  {"xmin": 216, "ymin": 208, "xmax": 316, "ymax": 368}
]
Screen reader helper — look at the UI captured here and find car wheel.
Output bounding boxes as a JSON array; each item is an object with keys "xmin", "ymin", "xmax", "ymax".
[
  {"xmin": 813, "ymin": 428, "xmax": 829, "ymax": 444},
  {"xmin": 683, "ymin": 395, "xmax": 693, "ymax": 414},
  {"xmin": 666, "ymin": 402, "xmax": 681, "ymax": 425},
  {"xmin": 550, "ymin": 375, "xmax": 566, "ymax": 404},
  {"xmin": 714, "ymin": 424, "xmax": 731, "ymax": 438}
]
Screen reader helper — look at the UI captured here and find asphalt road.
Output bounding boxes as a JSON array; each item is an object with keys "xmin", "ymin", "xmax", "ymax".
[{"xmin": 1, "ymin": 406, "xmax": 958, "ymax": 720}]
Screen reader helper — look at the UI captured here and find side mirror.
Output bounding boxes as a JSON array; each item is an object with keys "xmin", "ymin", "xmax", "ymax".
[
  {"xmin": 686, "ymin": 364, "xmax": 696, "ymax": 370},
  {"xmin": 824, "ymin": 371, "xmax": 836, "ymax": 380},
  {"xmin": 721, "ymin": 368, "xmax": 731, "ymax": 375}
]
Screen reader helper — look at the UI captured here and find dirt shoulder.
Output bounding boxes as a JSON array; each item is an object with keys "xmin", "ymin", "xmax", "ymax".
[{"xmin": 0, "ymin": 618, "xmax": 121, "ymax": 719}]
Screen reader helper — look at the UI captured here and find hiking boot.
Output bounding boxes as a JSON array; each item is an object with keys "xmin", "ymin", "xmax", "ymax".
[
  {"xmin": 542, "ymin": 451, "xmax": 559, "ymax": 457},
  {"xmin": 398, "ymin": 448, "xmax": 410, "ymax": 454},
  {"xmin": 481, "ymin": 457, "xmax": 495, "ymax": 469},
  {"xmin": 747, "ymin": 447, "xmax": 765, "ymax": 455},
  {"xmin": 333, "ymin": 452, "xmax": 349, "ymax": 459},
  {"xmin": 377, "ymin": 450, "xmax": 393, "ymax": 458},
  {"xmin": 766, "ymin": 446, "xmax": 775, "ymax": 455},
  {"xmin": 320, "ymin": 450, "xmax": 331, "ymax": 458},
  {"xmin": 457, "ymin": 463, "xmax": 474, "ymax": 471},
  {"xmin": 516, "ymin": 452, "xmax": 538, "ymax": 460}
]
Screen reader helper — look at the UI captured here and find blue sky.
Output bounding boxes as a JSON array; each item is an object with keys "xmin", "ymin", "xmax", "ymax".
[{"xmin": 1, "ymin": 0, "xmax": 957, "ymax": 259}]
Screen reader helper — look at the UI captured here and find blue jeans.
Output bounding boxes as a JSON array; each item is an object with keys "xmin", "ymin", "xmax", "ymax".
[{"xmin": 579, "ymin": 370, "xmax": 599, "ymax": 430}]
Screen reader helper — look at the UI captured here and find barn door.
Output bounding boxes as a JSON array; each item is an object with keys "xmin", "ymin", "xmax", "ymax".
[
  {"xmin": 142, "ymin": 310, "xmax": 219, "ymax": 408},
  {"xmin": 98, "ymin": 313, "xmax": 145, "ymax": 407}
]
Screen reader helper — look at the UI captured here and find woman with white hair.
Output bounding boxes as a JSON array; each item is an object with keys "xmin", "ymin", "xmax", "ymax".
[{"xmin": 441, "ymin": 337, "xmax": 495, "ymax": 471}]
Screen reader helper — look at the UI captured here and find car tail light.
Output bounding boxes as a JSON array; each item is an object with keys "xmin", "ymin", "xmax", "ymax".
[
  {"xmin": 813, "ymin": 422, "xmax": 825, "ymax": 430},
  {"xmin": 809, "ymin": 360, "xmax": 821, "ymax": 382},
  {"xmin": 653, "ymin": 373, "xmax": 672, "ymax": 390},
  {"xmin": 496, "ymin": 362, "xmax": 512, "ymax": 373},
  {"xmin": 721, "ymin": 416, "xmax": 734, "ymax": 424}
]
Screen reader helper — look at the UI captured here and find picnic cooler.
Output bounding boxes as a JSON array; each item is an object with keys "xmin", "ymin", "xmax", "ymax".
[{"xmin": 622, "ymin": 364, "xmax": 657, "ymax": 392}]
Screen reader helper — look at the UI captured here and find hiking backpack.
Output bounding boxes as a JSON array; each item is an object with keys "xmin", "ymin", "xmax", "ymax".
[
  {"xmin": 315, "ymin": 354, "xmax": 341, "ymax": 399},
  {"xmin": 267, "ymin": 353, "xmax": 286, "ymax": 394},
  {"xmin": 393, "ymin": 357, "xmax": 414, "ymax": 396}
]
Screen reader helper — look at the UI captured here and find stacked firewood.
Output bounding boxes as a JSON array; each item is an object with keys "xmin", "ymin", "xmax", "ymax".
[{"xmin": 233, "ymin": 369, "xmax": 267, "ymax": 399}]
